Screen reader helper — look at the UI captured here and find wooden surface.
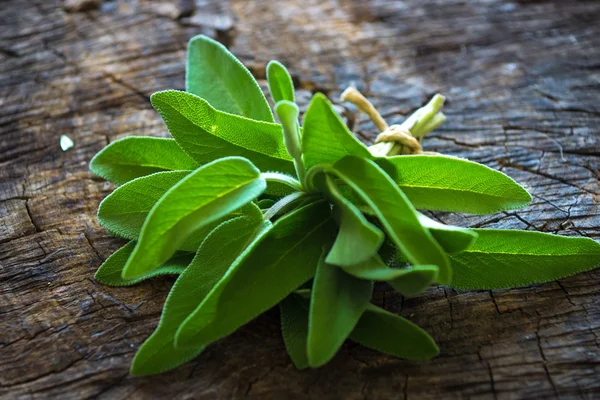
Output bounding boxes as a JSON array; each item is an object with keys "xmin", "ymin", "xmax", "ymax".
[{"xmin": 1, "ymin": 0, "xmax": 600, "ymax": 398}]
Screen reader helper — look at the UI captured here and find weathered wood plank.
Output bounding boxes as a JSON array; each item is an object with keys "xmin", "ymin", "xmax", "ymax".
[{"xmin": 1, "ymin": 0, "xmax": 599, "ymax": 398}]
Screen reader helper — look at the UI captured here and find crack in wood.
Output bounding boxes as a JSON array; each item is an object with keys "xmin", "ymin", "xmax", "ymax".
[{"xmin": 1, "ymin": 0, "xmax": 599, "ymax": 397}]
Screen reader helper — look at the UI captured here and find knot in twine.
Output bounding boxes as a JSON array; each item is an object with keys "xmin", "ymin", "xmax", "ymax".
[{"xmin": 375, "ymin": 125, "xmax": 423, "ymax": 155}]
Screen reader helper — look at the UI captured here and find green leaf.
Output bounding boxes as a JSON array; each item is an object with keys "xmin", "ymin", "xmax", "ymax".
[
  {"xmin": 122, "ymin": 157, "xmax": 266, "ymax": 279},
  {"xmin": 450, "ymin": 230, "xmax": 600, "ymax": 290},
  {"xmin": 315, "ymin": 174, "xmax": 383, "ymax": 266},
  {"xmin": 130, "ymin": 215, "xmax": 263, "ymax": 375},
  {"xmin": 331, "ymin": 155, "xmax": 451, "ymax": 284},
  {"xmin": 97, "ymin": 170, "xmax": 261, "ymax": 251},
  {"xmin": 151, "ymin": 90, "xmax": 295, "ymax": 176},
  {"xmin": 94, "ymin": 241, "xmax": 193, "ymax": 287},
  {"xmin": 186, "ymin": 35, "xmax": 273, "ymax": 122},
  {"xmin": 279, "ymin": 294, "xmax": 310, "ymax": 369},
  {"xmin": 342, "ymin": 256, "xmax": 438, "ymax": 297},
  {"xmin": 374, "ymin": 215, "xmax": 476, "ymax": 263},
  {"xmin": 386, "ymin": 155, "xmax": 532, "ymax": 214},
  {"xmin": 98, "ymin": 171, "xmax": 190, "ymax": 241},
  {"xmin": 89, "ymin": 137, "xmax": 199, "ymax": 185},
  {"xmin": 308, "ymin": 252, "xmax": 373, "ymax": 367},
  {"xmin": 267, "ymin": 60, "xmax": 295, "ymax": 103},
  {"xmin": 274, "ymin": 100, "xmax": 304, "ymax": 181},
  {"xmin": 302, "ymin": 93, "xmax": 372, "ymax": 170},
  {"xmin": 418, "ymin": 214, "xmax": 478, "ymax": 254},
  {"xmin": 349, "ymin": 304, "xmax": 439, "ymax": 360},
  {"xmin": 175, "ymin": 201, "xmax": 336, "ymax": 349},
  {"xmin": 290, "ymin": 293, "xmax": 439, "ymax": 362}
]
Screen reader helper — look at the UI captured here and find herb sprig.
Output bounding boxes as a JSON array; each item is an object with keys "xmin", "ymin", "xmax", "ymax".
[{"xmin": 90, "ymin": 35, "xmax": 600, "ymax": 375}]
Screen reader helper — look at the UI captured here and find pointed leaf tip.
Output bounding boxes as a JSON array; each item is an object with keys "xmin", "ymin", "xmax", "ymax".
[
  {"xmin": 267, "ymin": 60, "xmax": 295, "ymax": 104},
  {"xmin": 450, "ymin": 230, "xmax": 600, "ymax": 290},
  {"xmin": 122, "ymin": 157, "xmax": 266, "ymax": 280},
  {"xmin": 186, "ymin": 34, "xmax": 273, "ymax": 122}
]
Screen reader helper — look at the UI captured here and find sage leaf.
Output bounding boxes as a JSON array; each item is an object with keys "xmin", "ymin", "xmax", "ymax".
[
  {"xmin": 131, "ymin": 215, "xmax": 263, "ymax": 376},
  {"xmin": 267, "ymin": 60, "xmax": 295, "ymax": 104},
  {"xmin": 274, "ymin": 100, "xmax": 305, "ymax": 181},
  {"xmin": 450, "ymin": 230, "xmax": 600, "ymax": 290},
  {"xmin": 186, "ymin": 35, "xmax": 273, "ymax": 122},
  {"xmin": 98, "ymin": 171, "xmax": 190, "ymax": 241},
  {"xmin": 342, "ymin": 256, "xmax": 438, "ymax": 297},
  {"xmin": 89, "ymin": 137, "xmax": 199, "ymax": 185},
  {"xmin": 308, "ymin": 252, "xmax": 373, "ymax": 367},
  {"xmin": 175, "ymin": 201, "xmax": 336, "ymax": 349},
  {"xmin": 279, "ymin": 294, "xmax": 310, "ymax": 369},
  {"xmin": 122, "ymin": 157, "xmax": 266, "ymax": 279},
  {"xmin": 302, "ymin": 93, "xmax": 371, "ymax": 170},
  {"xmin": 350, "ymin": 304, "xmax": 439, "ymax": 360},
  {"xmin": 331, "ymin": 155, "xmax": 451, "ymax": 284},
  {"xmin": 289, "ymin": 293, "xmax": 438, "ymax": 361},
  {"xmin": 94, "ymin": 241, "xmax": 193, "ymax": 287},
  {"xmin": 418, "ymin": 214, "xmax": 478, "ymax": 254},
  {"xmin": 375, "ymin": 215, "xmax": 476, "ymax": 263},
  {"xmin": 98, "ymin": 170, "xmax": 261, "ymax": 251},
  {"xmin": 387, "ymin": 155, "xmax": 532, "ymax": 214},
  {"xmin": 151, "ymin": 90, "xmax": 295, "ymax": 175},
  {"xmin": 316, "ymin": 173, "xmax": 383, "ymax": 266}
]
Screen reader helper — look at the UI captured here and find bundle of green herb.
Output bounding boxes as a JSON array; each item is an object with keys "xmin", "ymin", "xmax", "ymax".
[{"xmin": 89, "ymin": 35, "xmax": 600, "ymax": 375}]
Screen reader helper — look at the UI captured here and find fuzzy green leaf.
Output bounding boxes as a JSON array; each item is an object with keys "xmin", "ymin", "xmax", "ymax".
[
  {"xmin": 450, "ymin": 230, "xmax": 600, "ymax": 290},
  {"xmin": 274, "ymin": 100, "xmax": 305, "ymax": 181},
  {"xmin": 316, "ymin": 173, "xmax": 383, "ymax": 266},
  {"xmin": 308, "ymin": 252, "xmax": 373, "ymax": 367},
  {"xmin": 186, "ymin": 35, "xmax": 273, "ymax": 122},
  {"xmin": 289, "ymin": 293, "xmax": 438, "ymax": 362},
  {"xmin": 342, "ymin": 256, "xmax": 438, "ymax": 297},
  {"xmin": 122, "ymin": 157, "xmax": 266, "ymax": 279},
  {"xmin": 131, "ymin": 215, "xmax": 263, "ymax": 376},
  {"xmin": 94, "ymin": 241, "xmax": 193, "ymax": 287},
  {"xmin": 418, "ymin": 214, "xmax": 478, "ymax": 254},
  {"xmin": 97, "ymin": 170, "xmax": 261, "ymax": 251},
  {"xmin": 387, "ymin": 155, "xmax": 532, "ymax": 214},
  {"xmin": 175, "ymin": 201, "xmax": 336, "ymax": 349},
  {"xmin": 89, "ymin": 137, "xmax": 199, "ymax": 185},
  {"xmin": 350, "ymin": 304, "xmax": 439, "ymax": 360},
  {"xmin": 151, "ymin": 90, "xmax": 295, "ymax": 176},
  {"xmin": 331, "ymin": 155, "xmax": 451, "ymax": 284},
  {"xmin": 302, "ymin": 93, "xmax": 372, "ymax": 169},
  {"xmin": 375, "ymin": 215, "xmax": 476, "ymax": 263},
  {"xmin": 274, "ymin": 101, "xmax": 301, "ymax": 160},
  {"xmin": 267, "ymin": 60, "xmax": 295, "ymax": 104},
  {"xmin": 280, "ymin": 294, "xmax": 310, "ymax": 370},
  {"xmin": 98, "ymin": 171, "xmax": 190, "ymax": 241}
]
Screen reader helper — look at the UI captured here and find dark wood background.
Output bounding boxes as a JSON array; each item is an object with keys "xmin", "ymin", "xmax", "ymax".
[{"xmin": 1, "ymin": 0, "xmax": 599, "ymax": 398}]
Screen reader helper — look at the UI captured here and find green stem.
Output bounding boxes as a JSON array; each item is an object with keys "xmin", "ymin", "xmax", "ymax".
[
  {"xmin": 275, "ymin": 101, "xmax": 306, "ymax": 184},
  {"xmin": 417, "ymin": 112, "xmax": 446, "ymax": 138},
  {"xmin": 302, "ymin": 164, "xmax": 328, "ymax": 193},
  {"xmin": 262, "ymin": 172, "xmax": 303, "ymax": 192},
  {"xmin": 410, "ymin": 94, "xmax": 446, "ymax": 138},
  {"xmin": 263, "ymin": 192, "xmax": 307, "ymax": 221}
]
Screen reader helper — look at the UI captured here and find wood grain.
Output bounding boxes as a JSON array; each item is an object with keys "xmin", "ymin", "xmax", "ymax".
[{"xmin": 1, "ymin": 0, "xmax": 599, "ymax": 398}]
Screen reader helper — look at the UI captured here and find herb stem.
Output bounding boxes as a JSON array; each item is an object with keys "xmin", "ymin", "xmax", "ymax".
[
  {"xmin": 302, "ymin": 164, "xmax": 328, "ymax": 193},
  {"xmin": 340, "ymin": 87, "xmax": 389, "ymax": 132},
  {"xmin": 275, "ymin": 101, "xmax": 307, "ymax": 185},
  {"xmin": 368, "ymin": 94, "xmax": 446, "ymax": 157},
  {"xmin": 262, "ymin": 172, "xmax": 303, "ymax": 191},
  {"xmin": 263, "ymin": 191, "xmax": 308, "ymax": 221},
  {"xmin": 417, "ymin": 112, "xmax": 446, "ymax": 139}
]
